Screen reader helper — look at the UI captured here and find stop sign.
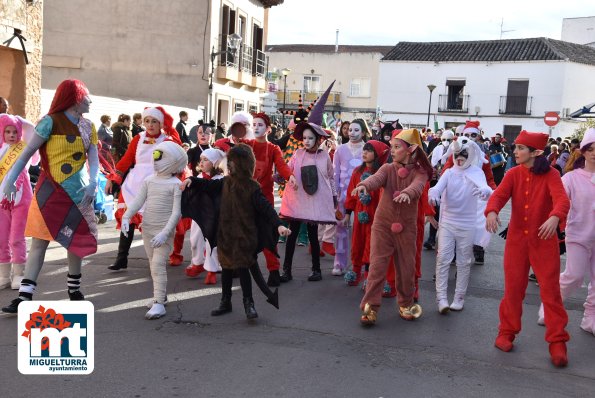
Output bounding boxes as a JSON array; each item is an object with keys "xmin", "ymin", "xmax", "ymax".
[{"xmin": 544, "ymin": 112, "xmax": 560, "ymax": 127}]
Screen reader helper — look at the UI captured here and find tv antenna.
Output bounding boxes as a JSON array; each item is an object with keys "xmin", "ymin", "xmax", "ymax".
[{"xmin": 500, "ymin": 18, "xmax": 515, "ymax": 39}]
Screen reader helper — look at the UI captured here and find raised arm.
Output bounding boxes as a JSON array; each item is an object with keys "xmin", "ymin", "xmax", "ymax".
[
  {"xmin": 359, "ymin": 163, "xmax": 390, "ymax": 192},
  {"xmin": 401, "ymin": 168, "xmax": 428, "ymax": 201}
]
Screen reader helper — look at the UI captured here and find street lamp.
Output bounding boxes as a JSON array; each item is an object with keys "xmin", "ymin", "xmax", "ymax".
[
  {"xmin": 426, "ymin": 84, "xmax": 436, "ymax": 127},
  {"xmin": 281, "ymin": 68, "xmax": 291, "ymax": 129},
  {"xmin": 207, "ymin": 33, "xmax": 242, "ymax": 121}
]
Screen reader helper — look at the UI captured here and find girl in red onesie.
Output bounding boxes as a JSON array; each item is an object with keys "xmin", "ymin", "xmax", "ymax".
[
  {"xmin": 344, "ymin": 140, "xmax": 390, "ymax": 288},
  {"xmin": 485, "ymin": 130, "xmax": 570, "ymax": 367}
]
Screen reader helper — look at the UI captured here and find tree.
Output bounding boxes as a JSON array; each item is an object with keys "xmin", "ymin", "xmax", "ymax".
[{"xmin": 571, "ymin": 119, "xmax": 595, "ymax": 141}]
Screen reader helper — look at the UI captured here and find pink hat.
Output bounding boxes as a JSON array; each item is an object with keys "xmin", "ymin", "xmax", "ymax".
[
  {"xmin": 580, "ymin": 128, "xmax": 595, "ymax": 150},
  {"xmin": 0, "ymin": 114, "xmax": 23, "ymax": 145}
]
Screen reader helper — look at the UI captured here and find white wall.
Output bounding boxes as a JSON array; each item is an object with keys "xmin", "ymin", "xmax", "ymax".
[
  {"xmin": 562, "ymin": 17, "xmax": 595, "ymax": 45},
  {"xmin": 377, "ymin": 60, "xmax": 591, "ymax": 138}
]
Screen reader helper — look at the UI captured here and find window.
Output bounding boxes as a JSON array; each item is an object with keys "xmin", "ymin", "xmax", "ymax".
[
  {"xmin": 350, "ymin": 78, "xmax": 370, "ymax": 97},
  {"xmin": 248, "ymin": 103, "xmax": 258, "ymax": 114},
  {"xmin": 303, "ymin": 75, "xmax": 321, "ymax": 93},
  {"xmin": 234, "ymin": 101, "xmax": 244, "ymax": 112},
  {"xmin": 238, "ymin": 15, "xmax": 246, "ymax": 41},
  {"xmin": 446, "ymin": 79, "xmax": 465, "ymax": 110},
  {"xmin": 504, "ymin": 80, "xmax": 530, "ymax": 115}
]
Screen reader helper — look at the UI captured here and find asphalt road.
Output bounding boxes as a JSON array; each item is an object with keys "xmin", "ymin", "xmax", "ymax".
[{"xmin": 0, "ymin": 205, "xmax": 593, "ymax": 398}]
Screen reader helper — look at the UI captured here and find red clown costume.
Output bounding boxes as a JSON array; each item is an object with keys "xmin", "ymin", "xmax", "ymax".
[{"xmin": 485, "ymin": 130, "xmax": 570, "ymax": 367}]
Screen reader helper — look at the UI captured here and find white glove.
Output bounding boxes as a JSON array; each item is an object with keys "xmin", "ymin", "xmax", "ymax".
[
  {"xmin": 151, "ymin": 231, "xmax": 168, "ymax": 248},
  {"xmin": 472, "ymin": 187, "xmax": 493, "ymax": 200},
  {"xmin": 78, "ymin": 182, "xmax": 97, "ymax": 208},
  {"xmin": 121, "ymin": 218, "xmax": 130, "ymax": 237},
  {"xmin": 428, "ymin": 189, "xmax": 440, "ymax": 207}
]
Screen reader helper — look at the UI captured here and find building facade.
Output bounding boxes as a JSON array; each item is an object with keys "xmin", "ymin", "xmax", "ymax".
[
  {"xmin": 0, "ymin": 0, "xmax": 43, "ymax": 120},
  {"xmin": 265, "ymin": 44, "xmax": 392, "ymax": 128},
  {"xmin": 41, "ymin": 0, "xmax": 283, "ymax": 126},
  {"xmin": 378, "ymin": 38, "xmax": 595, "ymax": 140},
  {"xmin": 562, "ymin": 16, "xmax": 595, "ymax": 48}
]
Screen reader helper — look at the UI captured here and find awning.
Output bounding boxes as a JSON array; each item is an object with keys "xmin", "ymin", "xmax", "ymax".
[{"xmin": 569, "ymin": 103, "xmax": 595, "ymax": 118}]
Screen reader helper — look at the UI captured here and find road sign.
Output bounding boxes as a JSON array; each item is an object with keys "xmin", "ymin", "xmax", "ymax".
[{"xmin": 544, "ymin": 112, "xmax": 560, "ymax": 127}]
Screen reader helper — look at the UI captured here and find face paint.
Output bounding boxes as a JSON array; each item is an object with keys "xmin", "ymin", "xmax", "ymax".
[
  {"xmin": 302, "ymin": 129, "xmax": 318, "ymax": 150},
  {"xmin": 74, "ymin": 95, "xmax": 92, "ymax": 115},
  {"xmin": 348, "ymin": 123, "xmax": 363, "ymax": 143},
  {"xmin": 253, "ymin": 118, "xmax": 268, "ymax": 137}
]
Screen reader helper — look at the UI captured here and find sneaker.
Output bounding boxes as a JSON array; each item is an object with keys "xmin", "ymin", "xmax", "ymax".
[
  {"xmin": 308, "ymin": 271, "xmax": 322, "ymax": 281},
  {"xmin": 68, "ymin": 290, "xmax": 85, "ymax": 301},
  {"xmin": 146, "ymin": 296, "xmax": 169, "ymax": 308},
  {"xmin": 145, "ymin": 302, "xmax": 166, "ymax": 320},
  {"xmin": 528, "ymin": 273, "xmax": 537, "ymax": 282},
  {"xmin": 331, "ymin": 266, "xmax": 343, "ymax": 276},
  {"xmin": 450, "ymin": 297, "xmax": 464, "ymax": 311},
  {"xmin": 423, "ymin": 240, "xmax": 435, "ymax": 250},
  {"xmin": 438, "ymin": 299, "xmax": 450, "ymax": 314},
  {"xmin": 297, "ymin": 239, "xmax": 308, "ymax": 247},
  {"xmin": 278, "ymin": 235, "xmax": 287, "ymax": 244}
]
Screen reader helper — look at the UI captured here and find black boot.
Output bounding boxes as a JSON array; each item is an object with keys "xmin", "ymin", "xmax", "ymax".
[
  {"xmin": 2, "ymin": 297, "xmax": 25, "ymax": 314},
  {"xmin": 243, "ymin": 297, "xmax": 258, "ymax": 319},
  {"xmin": 108, "ymin": 226, "xmax": 134, "ymax": 270},
  {"xmin": 267, "ymin": 270, "xmax": 280, "ymax": 287},
  {"xmin": 211, "ymin": 295, "xmax": 232, "ymax": 316},
  {"xmin": 68, "ymin": 291, "xmax": 85, "ymax": 301},
  {"xmin": 308, "ymin": 270, "xmax": 322, "ymax": 282},
  {"xmin": 279, "ymin": 264, "xmax": 292, "ymax": 283}
]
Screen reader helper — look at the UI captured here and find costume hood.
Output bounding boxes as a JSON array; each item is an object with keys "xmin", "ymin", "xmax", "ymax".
[
  {"xmin": 153, "ymin": 140, "xmax": 187, "ymax": 176},
  {"xmin": 229, "ymin": 111, "xmax": 254, "ymax": 140}
]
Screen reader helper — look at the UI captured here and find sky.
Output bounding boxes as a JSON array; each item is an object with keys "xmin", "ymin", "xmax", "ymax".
[{"xmin": 268, "ymin": 0, "xmax": 595, "ymax": 45}]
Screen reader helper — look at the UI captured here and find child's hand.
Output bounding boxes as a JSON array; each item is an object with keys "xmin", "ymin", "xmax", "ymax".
[
  {"xmin": 485, "ymin": 212, "xmax": 501, "ymax": 233},
  {"xmin": 151, "ymin": 231, "xmax": 168, "ymax": 248},
  {"xmin": 278, "ymin": 226, "xmax": 291, "ymax": 237},
  {"xmin": 105, "ymin": 179, "xmax": 113, "ymax": 194},
  {"xmin": 538, "ymin": 216, "xmax": 559, "ymax": 240},
  {"xmin": 425, "ymin": 216, "xmax": 438, "ymax": 229},
  {"xmin": 472, "ymin": 186, "xmax": 493, "ymax": 200},
  {"xmin": 288, "ymin": 175, "xmax": 298, "ymax": 190},
  {"xmin": 393, "ymin": 192, "xmax": 411, "ymax": 204},
  {"xmin": 351, "ymin": 185, "xmax": 367, "ymax": 197},
  {"xmin": 121, "ymin": 218, "xmax": 130, "ymax": 237},
  {"xmin": 180, "ymin": 178, "xmax": 192, "ymax": 191},
  {"xmin": 341, "ymin": 213, "xmax": 351, "ymax": 227}
]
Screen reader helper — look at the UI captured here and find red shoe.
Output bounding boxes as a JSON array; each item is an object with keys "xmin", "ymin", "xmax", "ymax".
[
  {"xmin": 185, "ymin": 264, "xmax": 205, "ymax": 278},
  {"xmin": 549, "ymin": 342, "xmax": 568, "ymax": 367},
  {"xmin": 308, "ymin": 245, "xmax": 325, "ymax": 257},
  {"xmin": 322, "ymin": 241, "xmax": 336, "ymax": 256},
  {"xmin": 204, "ymin": 272, "xmax": 217, "ymax": 285},
  {"xmin": 494, "ymin": 333, "xmax": 515, "ymax": 352}
]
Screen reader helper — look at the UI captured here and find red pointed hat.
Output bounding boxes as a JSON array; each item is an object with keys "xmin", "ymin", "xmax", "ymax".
[
  {"xmin": 514, "ymin": 130, "xmax": 549, "ymax": 151},
  {"xmin": 365, "ymin": 140, "xmax": 390, "ymax": 164}
]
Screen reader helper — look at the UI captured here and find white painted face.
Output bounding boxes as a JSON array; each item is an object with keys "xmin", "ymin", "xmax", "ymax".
[
  {"xmin": 348, "ymin": 123, "xmax": 363, "ymax": 143},
  {"xmin": 253, "ymin": 118, "xmax": 268, "ymax": 137},
  {"xmin": 75, "ymin": 95, "xmax": 92, "ymax": 115},
  {"xmin": 302, "ymin": 129, "xmax": 318, "ymax": 150}
]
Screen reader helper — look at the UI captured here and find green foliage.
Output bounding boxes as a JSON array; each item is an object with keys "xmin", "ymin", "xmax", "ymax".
[{"xmin": 572, "ymin": 119, "xmax": 595, "ymax": 141}]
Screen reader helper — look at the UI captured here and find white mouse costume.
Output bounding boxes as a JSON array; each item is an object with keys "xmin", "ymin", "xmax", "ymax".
[
  {"xmin": 122, "ymin": 140, "xmax": 186, "ymax": 319},
  {"xmin": 430, "ymin": 138, "xmax": 492, "ymax": 312}
]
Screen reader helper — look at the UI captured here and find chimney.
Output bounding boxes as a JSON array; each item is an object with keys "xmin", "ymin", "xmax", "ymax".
[{"xmin": 335, "ymin": 29, "xmax": 339, "ymax": 53}]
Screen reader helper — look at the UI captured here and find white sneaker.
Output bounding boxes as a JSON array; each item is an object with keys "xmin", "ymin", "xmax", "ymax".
[
  {"xmin": 450, "ymin": 297, "xmax": 465, "ymax": 311},
  {"xmin": 580, "ymin": 317, "xmax": 595, "ymax": 336},
  {"xmin": 537, "ymin": 303, "xmax": 545, "ymax": 326},
  {"xmin": 438, "ymin": 299, "xmax": 450, "ymax": 314},
  {"xmin": 331, "ymin": 266, "xmax": 343, "ymax": 276},
  {"xmin": 146, "ymin": 296, "xmax": 168, "ymax": 308},
  {"xmin": 145, "ymin": 302, "xmax": 166, "ymax": 320}
]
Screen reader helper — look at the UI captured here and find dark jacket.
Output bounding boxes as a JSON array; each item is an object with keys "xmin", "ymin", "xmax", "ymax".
[
  {"xmin": 131, "ymin": 123, "xmax": 144, "ymax": 137},
  {"xmin": 111, "ymin": 122, "xmax": 132, "ymax": 161},
  {"xmin": 176, "ymin": 120, "xmax": 190, "ymax": 144}
]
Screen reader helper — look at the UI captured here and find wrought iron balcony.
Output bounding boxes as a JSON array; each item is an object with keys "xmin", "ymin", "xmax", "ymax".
[
  {"xmin": 216, "ymin": 34, "xmax": 269, "ymax": 81},
  {"xmin": 499, "ymin": 96, "xmax": 532, "ymax": 115},
  {"xmin": 275, "ymin": 90, "xmax": 342, "ymax": 108},
  {"xmin": 438, "ymin": 94, "xmax": 469, "ymax": 113}
]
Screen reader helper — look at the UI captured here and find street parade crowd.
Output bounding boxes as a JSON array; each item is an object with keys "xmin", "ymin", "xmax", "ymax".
[{"xmin": 0, "ymin": 79, "xmax": 594, "ymax": 369}]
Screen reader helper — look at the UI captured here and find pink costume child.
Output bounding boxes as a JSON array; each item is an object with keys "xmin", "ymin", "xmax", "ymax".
[
  {"xmin": 354, "ymin": 129, "xmax": 431, "ymax": 325},
  {"xmin": 0, "ymin": 115, "xmax": 39, "ymax": 289},
  {"xmin": 538, "ymin": 128, "xmax": 595, "ymax": 336}
]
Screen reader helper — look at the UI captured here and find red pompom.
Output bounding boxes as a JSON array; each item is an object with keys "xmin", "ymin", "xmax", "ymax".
[
  {"xmin": 397, "ymin": 167, "xmax": 410, "ymax": 178},
  {"xmin": 391, "ymin": 223, "xmax": 403, "ymax": 234},
  {"xmin": 392, "ymin": 190, "xmax": 401, "ymax": 199}
]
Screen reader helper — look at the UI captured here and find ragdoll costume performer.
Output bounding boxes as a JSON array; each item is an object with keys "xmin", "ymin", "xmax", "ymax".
[
  {"xmin": 2, "ymin": 79, "xmax": 99, "ymax": 313},
  {"xmin": 354, "ymin": 129, "xmax": 431, "ymax": 325},
  {"xmin": 538, "ymin": 128, "xmax": 595, "ymax": 335},
  {"xmin": 279, "ymin": 82, "xmax": 338, "ymax": 282},
  {"xmin": 429, "ymin": 138, "xmax": 492, "ymax": 313},
  {"xmin": 122, "ymin": 141, "xmax": 186, "ymax": 319},
  {"xmin": 106, "ymin": 106, "xmax": 181, "ymax": 271},
  {"xmin": 182, "ymin": 144, "xmax": 289, "ymax": 319},
  {"xmin": 343, "ymin": 140, "xmax": 390, "ymax": 287},
  {"xmin": 486, "ymin": 130, "xmax": 570, "ymax": 367},
  {"xmin": 0, "ymin": 115, "xmax": 39, "ymax": 290},
  {"xmin": 214, "ymin": 111, "xmax": 255, "ymax": 152},
  {"xmin": 333, "ymin": 116, "xmax": 368, "ymax": 275}
]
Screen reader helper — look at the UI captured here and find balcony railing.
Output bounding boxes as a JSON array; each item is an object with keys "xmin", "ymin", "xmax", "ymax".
[
  {"xmin": 217, "ymin": 34, "xmax": 268, "ymax": 79},
  {"xmin": 499, "ymin": 96, "xmax": 532, "ymax": 115},
  {"xmin": 276, "ymin": 90, "xmax": 341, "ymax": 107},
  {"xmin": 438, "ymin": 94, "xmax": 469, "ymax": 113}
]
